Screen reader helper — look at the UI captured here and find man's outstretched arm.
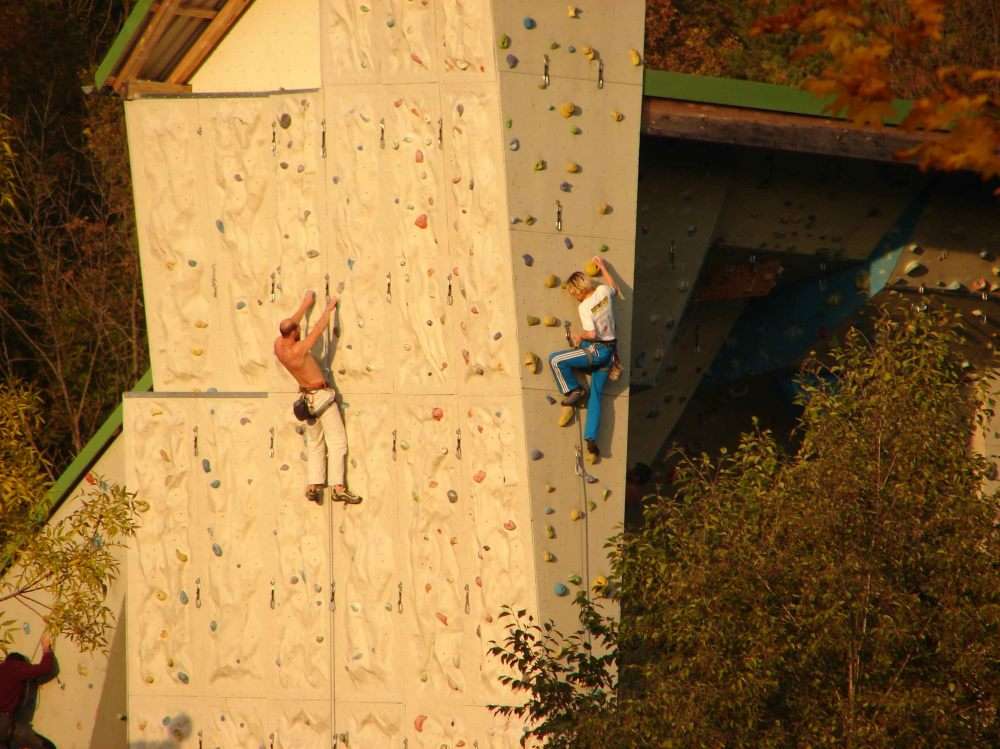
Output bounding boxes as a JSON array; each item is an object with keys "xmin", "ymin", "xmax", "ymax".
[
  {"xmin": 301, "ymin": 295, "xmax": 338, "ymax": 351},
  {"xmin": 289, "ymin": 291, "xmax": 316, "ymax": 325},
  {"xmin": 593, "ymin": 256, "xmax": 620, "ymax": 296}
]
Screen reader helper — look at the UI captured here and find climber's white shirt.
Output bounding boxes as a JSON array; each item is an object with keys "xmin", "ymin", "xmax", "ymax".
[{"xmin": 578, "ymin": 284, "xmax": 616, "ymax": 341}]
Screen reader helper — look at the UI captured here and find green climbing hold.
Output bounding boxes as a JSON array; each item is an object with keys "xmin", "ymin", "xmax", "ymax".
[
  {"xmin": 210, "ymin": 479, "xmax": 221, "ymax": 489},
  {"xmin": 499, "ymin": 34, "xmax": 511, "ymax": 49},
  {"xmin": 568, "ymin": 574, "xmax": 582, "ymax": 585}
]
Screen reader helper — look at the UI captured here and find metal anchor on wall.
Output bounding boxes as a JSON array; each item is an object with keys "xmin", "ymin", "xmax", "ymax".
[{"xmin": 575, "ymin": 445, "xmax": 599, "ymax": 484}]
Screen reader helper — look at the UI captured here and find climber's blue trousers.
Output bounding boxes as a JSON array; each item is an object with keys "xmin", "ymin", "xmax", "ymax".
[{"xmin": 548, "ymin": 341, "xmax": 614, "ymax": 441}]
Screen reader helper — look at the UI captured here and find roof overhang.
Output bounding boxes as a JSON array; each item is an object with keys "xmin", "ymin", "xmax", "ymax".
[{"xmin": 95, "ymin": 0, "xmax": 254, "ymax": 96}]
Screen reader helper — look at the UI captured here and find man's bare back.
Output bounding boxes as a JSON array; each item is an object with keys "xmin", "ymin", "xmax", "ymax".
[{"xmin": 274, "ymin": 291, "xmax": 337, "ymax": 389}]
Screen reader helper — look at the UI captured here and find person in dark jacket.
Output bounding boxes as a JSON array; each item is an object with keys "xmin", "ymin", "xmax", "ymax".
[{"xmin": 0, "ymin": 633, "xmax": 55, "ymax": 749}]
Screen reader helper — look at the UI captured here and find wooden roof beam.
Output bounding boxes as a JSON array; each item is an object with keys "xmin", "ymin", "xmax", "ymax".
[
  {"xmin": 166, "ymin": 0, "xmax": 252, "ymax": 84},
  {"xmin": 642, "ymin": 97, "xmax": 941, "ymax": 164},
  {"xmin": 124, "ymin": 79, "xmax": 193, "ymax": 99},
  {"xmin": 175, "ymin": 4, "xmax": 219, "ymax": 20},
  {"xmin": 112, "ymin": 0, "xmax": 183, "ymax": 93}
]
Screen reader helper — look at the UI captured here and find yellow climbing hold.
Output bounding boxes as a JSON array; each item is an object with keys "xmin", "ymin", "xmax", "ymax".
[
  {"xmin": 567, "ymin": 5, "xmax": 579, "ymax": 17},
  {"xmin": 592, "ymin": 575, "xmax": 608, "ymax": 591},
  {"xmin": 598, "ymin": 202, "xmax": 612, "ymax": 215},
  {"xmin": 191, "ymin": 348, "xmax": 205, "ymax": 356},
  {"xmin": 544, "ymin": 274, "xmax": 560, "ymax": 288},
  {"xmin": 534, "ymin": 160, "xmax": 547, "ymax": 172},
  {"xmin": 570, "ymin": 509, "xmax": 584, "ymax": 521},
  {"xmin": 546, "ymin": 525, "xmax": 556, "ymax": 539},
  {"xmin": 526, "ymin": 315, "xmax": 541, "ymax": 326},
  {"xmin": 629, "ymin": 48, "xmax": 642, "ymax": 66},
  {"xmin": 584, "ymin": 260, "xmax": 600, "ymax": 277},
  {"xmin": 611, "ymin": 110, "xmax": 624, "ymax": 122},
  {"xmin": 175, "ymin": 549, "xmax": 189, "ymax": 563},
  {"xmin": 523, "ymin": 352, "xmax": 541, "ymax": 373},
  {"xmin": 558, "ymin": 406, "xmax": 575, "ymax": 427},
  {"xmin": 545, "ymin": 484, "xmax": 556, "ymax": 493},
  {"xmin": 582, "ymin": 45, "xmax": 595, "ymax": 61},
  {"xmin": 565, "ymin": 161, "xmax": 581, "ymax": 173},
  {"xmin": 559, "ymin": 102, "xmax": 576, "ymax": 118},
  {"xmin": 585, "ymin": 450, "xmax": 598, "ymax": 465},
  {"xmin": 543, "ymin": 315, "xmax": 559, "ymax": 327},
  {"xmin": 544, "ymin": 551, "xmax": 556, "ymax": 562},
  {"xmin": 194, "ymin": 320, "xmax": 208, "ymax": 329}
]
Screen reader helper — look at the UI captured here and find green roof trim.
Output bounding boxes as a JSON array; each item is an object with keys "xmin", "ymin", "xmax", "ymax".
[
  {"xmin": 95, "ymin": 0, "xmax": 157, "ymax": 89},
  {"xmin": 44, "ymin": 369, "xmax": 153, "ymax": 514},
  {"xmin": 643, "ymin": 69, "xmax": 912, "ymax": 125}
]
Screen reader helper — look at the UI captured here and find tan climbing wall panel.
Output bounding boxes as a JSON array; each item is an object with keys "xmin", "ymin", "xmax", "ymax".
[
  {"xmin": 443, "ymin": 84, "xmax": 520, "ymax": 394},
  {"xmin": 127, "ymin": 695, "xmax": 331, "ymax": 747},
  {"xmin": 396, "ymin": 398, "xmax": 471, "ymax": 698},
  {"xmin": 333, "ymin": 396, "xmax": 400, "ymax": 702},
  {"xmin": 333, "ymin": 702, "xmax": 402, "ymax": 748},
  {"xmin": 458, "ymin": 397, "xmax": 534, "ymax": 703},
  {"xmin": 322, "ymin": 88, "xmax": 396, "ymax": 394},
  {"xmin": 125, "ymin": 395, "xmax": 333, "ymax": 742},
  {"xmin": 631, "ymin": 162, "xmax": 732, "ymax": 387},
  {"xmin": 493, "ymin": 2, "xmax": 646, "ymax": 86},
  {"xmin": 320, "ymin": 0, "xmax": 495, "ymax": 84},
  {"xmin": 126, "ymin": 100, "xmax": 216, "ymax": 391},
  {"xmin": 129, "ymin": 93, "xmax": 328, "ymax": 393},
  {"xmin": 502, "ymin": 75, "xmax": 642, "ymax": 242},
  {"xmin": 716, "ymin": 152, "xmax": 918, "ymax": 261}
]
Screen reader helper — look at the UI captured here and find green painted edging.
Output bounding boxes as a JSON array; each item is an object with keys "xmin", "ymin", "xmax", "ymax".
[
  {"xmin": 643, "ymin": 69, "xmax": 912, "ymax": 125},
  {"xmin": 43, "ymin": 369, "xmax": 153, "ymax": 514},
  {"xmin": 95, "ymin": 0, "xmax": 157, "ymax": 90}
]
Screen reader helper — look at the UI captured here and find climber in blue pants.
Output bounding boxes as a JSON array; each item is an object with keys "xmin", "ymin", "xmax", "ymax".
[{"xmin": 549, "ymin": 256, "xmax": 621, "ymax": 459}]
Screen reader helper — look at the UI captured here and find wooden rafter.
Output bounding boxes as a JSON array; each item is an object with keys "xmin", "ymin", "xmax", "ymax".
[
  {"xmin": 112, "ymin": 0, "xmax": 182, "ymax": 92},
  {"xmin": 642, "ymin": 98, "xmax": 942, "ymax": 164},
  {"xmin": 166, "ymin": 0, "xmax": 252, "ymax": 84},
  {"xmin": 175, "ymin": 3, "xmax": 218, "ymax": 19},
  {"xmin": 124, "ymin": 79, "xmax": 193, "ymax": 99}
]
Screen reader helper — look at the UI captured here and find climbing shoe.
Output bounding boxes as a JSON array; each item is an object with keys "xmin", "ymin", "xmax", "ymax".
[
  {"xmin": 561, "ymin": 387, "xmax": 588, "ymax": 407},
  {"xmin": 305, "ymin": 485, "xmax": 325, "ymax": 504},
  {"xmin": 585, "ymin": 439, "xmax": 600, "ymax": 458},
  {"xmin": 332, "ymin": 486, "xmax": 363, "ymax": 505}
]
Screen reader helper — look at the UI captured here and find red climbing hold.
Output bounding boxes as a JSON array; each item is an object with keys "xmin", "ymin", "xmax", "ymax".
[
  {"xmin": 432, "ymin": 407, "xmax": 444, "ymax": 421},
  {"xmin": 415, "ymin": 214, "xmax": 428, "ymax": 229},
  {"xmin": 504, "ymin": 520, "xmax": 517, "ymax": 531},
  {"xmin": 473, "ymin": 470, "xmax": 486, "ymax": 483},
  {"xmin": 436, "ymin": 612, "xmax": 449, "ymax": 626},
  {"xmin": 85, "ymin": 472, "xmax": 97, "ymax": 485},
  {"xmin": 414, "ymin": 715, "xmax": 427, "ymax": 732},
  {"xmin": 415, "ymin": 149, "xmax": 424, "ymax": 163}
]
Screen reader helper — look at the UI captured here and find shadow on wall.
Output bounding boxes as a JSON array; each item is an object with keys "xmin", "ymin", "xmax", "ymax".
[
  {"xmin": 89, "ymin": 598, "xmax": 128, "ymax": 747},
  {"xmin": 128, "ymin": 712, "xmax": 193, "ymax": 748}
]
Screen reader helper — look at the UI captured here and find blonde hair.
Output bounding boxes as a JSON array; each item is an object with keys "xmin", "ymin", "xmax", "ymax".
[{"xmin": 564, "ymin": 271, "xmax": 593, "ymax": 297}]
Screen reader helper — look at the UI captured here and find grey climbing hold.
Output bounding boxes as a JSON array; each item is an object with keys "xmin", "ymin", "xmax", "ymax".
[
  {"xmin": 530, "ymin": 449, "xmax": 544, "ymax": 460},
  {"xmin": 544, "ymin": 506, "xmax": 554, "ymax": 515},
  {"xmin": 235, "ymin": 301, "xmax": 246, "ymax": 310},
  {"xmin": 202, "ymin": 459, "xmax": 211, "ymax": 473},
  {"xmin": 215, "ymin": 219, "xmax": 225, "ymax": 233},
  {"xmin": 210, "ymin": 621, "xmax": 218, "ymax": 632},
  {"xmin": 179, "ymin": 591, "xmax": 189, "ymax": 605},
  {"xmin": 212, "ymin": 543, "xmax": 223, "ymax": 557},
  {"xmin": 187, "ymin": 259, "xmax": 197, "ymax": 267},
  {"xmin": 522, "ymin": 254, "xmax": 534, "ymax": 266},
  {"xmin": 568, "ymin": 45, "xmax": 576, "ymax": 53},
  {"xmin": 554, "ymin": 583, "xmax": 569, "ymax": 596},
  {"xmin": 279, "ymin": 113, "xmax": 292, "ymax": 129},
  {"xmin": 210, "ymin": 479, "xmax": 221, "ymax": 489},
  {"xmin": 447, "ymin": 489, "xmax": 458, "ymax": 503},
  {"xmin": 523, "ymin": 17, "xmax": 536, "ymax": 29},
  {"xmin": 564, "ymin": 238, "xmax": 573, "ymax": 249},
  {"xmin": 560, "ymin": 182, "xmax": 572, "ymax": 192},
  {"xmin": 177, "ymin": 672, "xmax": 189, "ymax": 684},
  {"xmin": 506, "ymin": 54, "xmax": 519, "ymax": 69},
  {"xmin": 509, "ymin": 139, "xmax": 520, "ymax": 151}
]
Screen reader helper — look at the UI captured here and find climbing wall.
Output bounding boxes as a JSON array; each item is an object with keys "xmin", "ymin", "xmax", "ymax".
[{"xmin": 122, "ymin": 0, "xmax": 645, "ymax": 745}]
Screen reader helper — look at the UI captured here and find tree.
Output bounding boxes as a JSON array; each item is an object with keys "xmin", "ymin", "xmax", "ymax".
[
  {"xmin": 0, "ymin": 378, "xmax": 144, "ymax": 653},
  {"xmin": 753, "ymin": 0, "xmax": 1000, "ymax": 188},
  {"xmin": 491, "ymin": 307, "xmax": 1000, "ymax": 747}
]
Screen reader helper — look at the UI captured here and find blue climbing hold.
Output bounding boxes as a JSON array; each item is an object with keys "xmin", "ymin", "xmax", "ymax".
[
  {"xmin": 564, "ymin": 238, "xmax": 573, "ymax": 249},
  {"xmin": 522, "ymin": 254, "xmax": 534, "ymax": 267},
  {"xmin": 523, "ymin": 17, "xmax": 536, "ymax": 29},
  {"xmin": 554, "ymin": 583, "xmax": 569, "ymax": 596}
]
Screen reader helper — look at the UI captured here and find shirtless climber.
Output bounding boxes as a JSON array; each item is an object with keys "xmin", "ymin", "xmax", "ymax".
[
  {"xmin": 549, "ymin": 256, "xmax": 621, "ymax": 459},
  {"xmin": 274, "ymin": 291, "xmax": 362, "ymax": 505}
]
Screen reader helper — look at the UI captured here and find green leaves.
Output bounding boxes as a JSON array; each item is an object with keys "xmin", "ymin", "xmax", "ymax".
[{"xmin": 492, "ymin": 307, "xmax": 1000, "ymax": 746}]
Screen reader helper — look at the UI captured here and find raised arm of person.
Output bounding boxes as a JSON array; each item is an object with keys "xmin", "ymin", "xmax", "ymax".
[
  {"xmin": 10, "ymin": 634, "xmax": 55, "ymax": 681},
  {"xmin": 289, "ymin": 290, "xmax": 316, "ymax": 325},
  {"xmin": 593, "ymin": 256, "xmax": 620, "ymax": 295},
  {"xmin": 301, "ymin": 295, "xmax": 338, "ymax": 351}
]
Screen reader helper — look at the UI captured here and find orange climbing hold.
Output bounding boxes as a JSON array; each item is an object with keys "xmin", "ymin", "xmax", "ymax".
[
  {"xmin": 415, "ymin": 214, "xmax": 428, "ymax": 229},
  {"xmin": 432, "ymin": 407, "xmax": 444, "ymax": 421},
  {"xmin": 415, "ymin": 715, "xmax": 428, "ymax": 732},
  {"xmin": 473, "ymin": 470, "xmax": 486, "ymax": 483},
  {"xmin": 504, "ymin": 520, "xmax": 517, "ymax": 531},
  {"xmin": 436, "ymin": 612, "xmax": 449, "ymax": 626}
]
